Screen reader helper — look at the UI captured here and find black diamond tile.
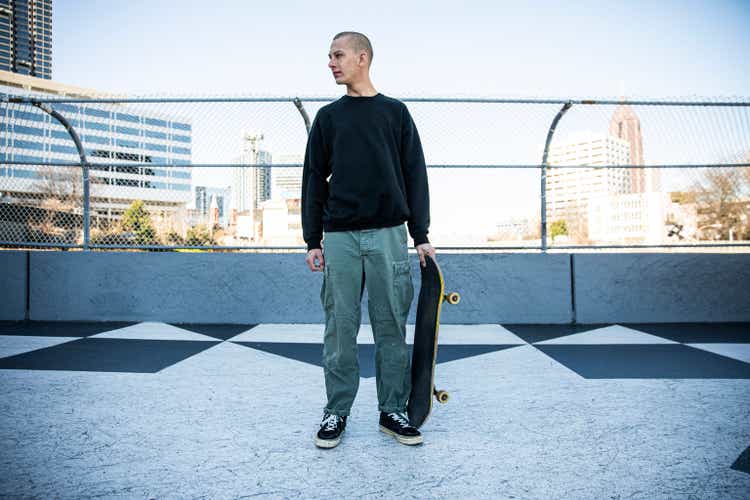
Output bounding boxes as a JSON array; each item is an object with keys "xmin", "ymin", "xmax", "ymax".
[
  {"xmin": 731, "ymin": 445, "xmax": 750, "ymax": 474},
  {"xmin": 535, "ymin": 344, "xmax": 750, "ymax": 379},
  {"xmin": 233, "ymin": 342, "xmax": 518, "ymax": 378},
  {"xmin": 0, "ymin": 321, "xmax": 138, "ymax": 337},
  {"xmin": 436, "ymin": 344, "xmax": 520, "ymax": 363},
  {"xmin": 0, "ymin": 338, "xmax": 220, "ymax": 373},
  {"xmin": 502, "ymin": 324, "xmax": 610, "ymax": 344},
  {"xmin": 623, "ymin": 323, "xmax": 750, "ymax": 343},
  {"xmin": 169, "ymin": 323, "xmax": 258, "ymax": 341}
]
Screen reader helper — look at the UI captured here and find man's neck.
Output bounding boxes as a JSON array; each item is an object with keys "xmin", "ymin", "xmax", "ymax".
[{"xmin": 345, "ymin": 79, "xmax": 378, "ymax": 97}]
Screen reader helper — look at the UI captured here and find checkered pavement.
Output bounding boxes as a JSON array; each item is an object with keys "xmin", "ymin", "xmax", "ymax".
[{"xmin": 1, "ymin": 321, "xmax": 748, "ymax": 379}]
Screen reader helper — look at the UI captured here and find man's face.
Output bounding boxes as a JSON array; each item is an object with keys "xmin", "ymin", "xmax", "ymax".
[{"xmin": 328, "ymin": 37, "xmax": 362, "ymax": 85}]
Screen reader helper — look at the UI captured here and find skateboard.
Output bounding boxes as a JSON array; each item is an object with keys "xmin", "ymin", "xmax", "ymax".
[{"xmin": 407, "ymin": 254, "xmax": 460, "ymax": 429}]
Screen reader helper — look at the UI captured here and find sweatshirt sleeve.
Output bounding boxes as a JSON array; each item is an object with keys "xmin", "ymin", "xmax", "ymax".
[
  {"xmin": 301, "ymin": 114, "xmax": 330, "ymax": 251},
  {"xmin": 400, "ymin": 105, "xmax": 430, "ymax": 246}
]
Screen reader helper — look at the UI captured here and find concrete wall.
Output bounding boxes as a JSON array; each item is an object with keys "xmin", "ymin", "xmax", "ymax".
[
  {"xmin": 0, "ymin": 251, "xmax": 26, "ymax": 321},
  {"xmin": 424, "ymin": 254, "xmax": 571, "ymax": 324},
  {"xmin": 1, "ymin": 251, "xmax": 748, "ymax": 324},
  {"xmin": 29, "ymin": 252, "xmax": 324, "ymax": 324},
  {"xmin": 573, "ymin": 253, "xmax": 750, "ymax": 323},
  {"xmin": 26, "ymin": 252, "xmax": 572, "ymax": 324}
]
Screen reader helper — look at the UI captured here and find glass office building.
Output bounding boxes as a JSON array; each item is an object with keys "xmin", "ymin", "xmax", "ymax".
[
  {"xmin": 0, "ymin": 80, "xmax": 193, "ymax": 222},
  {"xmin": 0, "ymin": 0, "xmax": 53, "ymax": 79}
]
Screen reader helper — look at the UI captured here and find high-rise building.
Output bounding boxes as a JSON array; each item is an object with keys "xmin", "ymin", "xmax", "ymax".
[
  {"xmin": 609, "ymin": 101, "xmax": 660, "ymax": 192},
  {"xmin": 0, "ymin": 0, "xmax": 53, "ymax": 79},
  {"xmin": 546, "ymin": 132, "xmax": 632, "ymax": 242},
  {"xmin": 232, "ymin": 132, "xmax": 271, "ymax": 213},
  {"xmin": 255, "ymin": 149, "xmax": 272, "ymax": 205}
]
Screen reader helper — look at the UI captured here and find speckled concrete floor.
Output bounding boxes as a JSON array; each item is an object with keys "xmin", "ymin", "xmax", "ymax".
[{"xmin": 0, "ymin": 322, "xmax": 748, "ymax": 499}]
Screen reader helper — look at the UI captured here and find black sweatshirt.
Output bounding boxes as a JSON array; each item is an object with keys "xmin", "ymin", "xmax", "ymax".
[{"xmin": 301, "ymin": 93, "xmax": 430, "ymax": 251}]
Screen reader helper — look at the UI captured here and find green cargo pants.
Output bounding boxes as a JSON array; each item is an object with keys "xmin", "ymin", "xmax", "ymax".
[{"xmin": 320, "ymin": 224, "xmax": 414, "ymax": 416}]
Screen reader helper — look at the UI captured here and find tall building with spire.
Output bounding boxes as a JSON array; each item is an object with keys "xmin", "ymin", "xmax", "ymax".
[
  {"xmin": 0, "ymin": 0, "xmax": 53, "ymax": 79},
  {"xmin": 608, "ymin": 101, "xmax": 659, "ymax": 192},
  {"xmin": 209, "ymin": 194, "xmax": 219, "ymax": 227}
]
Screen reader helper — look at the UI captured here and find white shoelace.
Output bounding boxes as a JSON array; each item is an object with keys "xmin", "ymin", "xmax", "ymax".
[
  {"xmin": 321, "ymin": 413, "xmax": 340, "ymax": 431},
  {"xmin": 388, "ymin": 412, "xmax": 411, "ymax": 428}
]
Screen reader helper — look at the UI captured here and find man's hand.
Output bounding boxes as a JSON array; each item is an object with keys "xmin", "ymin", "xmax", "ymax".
[
  {"xmin": 306, "ymin": 249, "xmax": 325, "ymax": 272},
  {"xmin": 415, "ymin": 243, "xmax": 436, "ymax": 267}
]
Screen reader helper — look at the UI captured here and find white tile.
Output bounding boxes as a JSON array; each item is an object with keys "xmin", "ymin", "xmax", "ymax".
[
  {"xmin": 229, "ymin": 324, "xmax": 324, "ymax": 343},
  {"xmin": 687, "ymin": 343, "xmax": 750, "ymax": 364},
  {"xmin": 233, "ymin": 323, "xmax": 526, "ymax": 345},
  {"xmin": 0, "ymin": 335, "xmax": 80, "ymax": 359},
  {"xmin": 89, "ymin": 322, "xmax": 218, "ymax": 341},
  {"xmin": 535, "ymin": 324, "xmax": 678, "ymax": 345},
  {"xmin": 365, "ymin": 324, "xmax": 528, "ymax": 345},
  {"xmin": 352, "ymin": 325, "xmax": 375, "ymax": 343}
]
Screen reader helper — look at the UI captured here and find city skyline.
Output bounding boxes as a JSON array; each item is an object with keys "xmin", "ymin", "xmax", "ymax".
[{"xmin": 0, "ymin": 0, "xmax": 747, "ymax": 247}]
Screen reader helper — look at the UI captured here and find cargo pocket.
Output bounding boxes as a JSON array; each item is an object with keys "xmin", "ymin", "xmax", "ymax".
[
  {"xmin": 320, "ymin": 265, "xmax": 334, "ymax": 312},
  {"xmin": 392, "ymin": 260, "xmax": 414, "ymax": 322}
]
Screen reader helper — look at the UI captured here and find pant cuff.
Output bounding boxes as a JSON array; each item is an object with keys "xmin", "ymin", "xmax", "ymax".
[
  {"xmin": 378, "ymin": 406, "xmax": 407, "ymax": 414},
  {"xmin": 324, "ymin": 407, "xmax": 351, "ymax": 417}
]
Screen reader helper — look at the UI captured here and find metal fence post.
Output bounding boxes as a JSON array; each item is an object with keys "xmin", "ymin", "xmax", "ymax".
[
  {"xmin": 293, "ymin": 97, "xmax": 311, "ymax": 135},
  {"xmin": 540, "ymin": 101, "xmax": 573, "ymax": 252},
  {"xmin": 29, "ymin": 100, "xmax": 91, "ymax": 250}
]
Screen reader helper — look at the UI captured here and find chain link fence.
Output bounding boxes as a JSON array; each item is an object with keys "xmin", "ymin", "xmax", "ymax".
[{"xmin": 1, "ymin": 89, "xmax": 749, "ymax": 252}]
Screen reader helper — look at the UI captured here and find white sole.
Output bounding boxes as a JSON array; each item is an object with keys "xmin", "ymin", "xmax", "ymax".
[
  {"xmin": 314, "ymin": 432, "xmax": 342, "ymax": 449},
  {"xmin": 379, "ymin": 425, "xmax": 424, "ymax": 445}
]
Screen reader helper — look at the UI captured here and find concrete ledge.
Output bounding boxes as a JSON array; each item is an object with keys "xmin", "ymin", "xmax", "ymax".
[
  {"xmin": 0, "ymin": 251, "xmax": 27, "ymax": 320},
  {"xmin": 26, "ymin": 251, "xmax": 750, "ymax": 324},
  {"xmin": 28, "ymin": 252, "xmax": 573, "ymax": 324},
  {"xmin": 30, "ymin": 252, "xmax": 324, "ymax": 323},
  {"xmin": 417, "ymin": 253, "xmax": 571, "ymax": 324},
  {"xmin": 573, "ymin": 253, "xmax": 750, "ymax": 323}
]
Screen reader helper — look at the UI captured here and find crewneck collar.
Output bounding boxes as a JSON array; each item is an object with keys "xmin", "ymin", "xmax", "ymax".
[{"xmin": 342, "ymin": 92, "xmax": 382, "ymax": 100}]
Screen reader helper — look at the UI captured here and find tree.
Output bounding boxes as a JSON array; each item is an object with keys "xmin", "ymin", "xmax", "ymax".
[
  {"xmin": 693, "ymin": 167, "xmax": 750, "ymax": 240},
  {"xmin": 121, "ymin": 200, "xmax": 159, "ymax": 246},
  {"xmin": 185, "ymin": 225, "xmax": 216, "ymax": 247},
  {"xmin": 36, "ymin": 165, "xmax": 83, "ymax": 212},
  {"xmin": 550, "ymin": 220, "xmax": 568, "ymax": 240},
  {"xmin": 27, "ymin": 166, "xmax": 84, "ymax": 243},
  {"xmin": 165, "ymin": 230, "xmax": 185, "ymax": 245}
]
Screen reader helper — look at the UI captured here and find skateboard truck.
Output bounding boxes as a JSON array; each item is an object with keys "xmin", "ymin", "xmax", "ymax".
[
  {"xmin": 433, "ymin": 387, "xmax": 450, "ymax": 404},
  {"xmin": 444, "ymin": 292, "xmax": 461, "ymax": 305}
]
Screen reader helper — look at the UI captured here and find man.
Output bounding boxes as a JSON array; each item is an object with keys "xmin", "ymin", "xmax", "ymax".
[{"xmin": 301, "ymin": 31, "xmax": 435, "ymax": 448}]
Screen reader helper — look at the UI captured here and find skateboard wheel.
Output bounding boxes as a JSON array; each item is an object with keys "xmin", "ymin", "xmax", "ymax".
[
  {"xmin": 445, "ymin": 292, "xmax": 461, "ymax": 305},
  {"xmin": 434, "ymin": 390, "xmax": 450, "ymax": 404}
]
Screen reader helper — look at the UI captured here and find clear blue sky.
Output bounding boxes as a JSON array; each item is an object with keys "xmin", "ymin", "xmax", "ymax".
[
  {"xmin": 49, "ymin": 0, "xmax": 750, "ymax": 237},
  {"xmin": 54, "ymin": 0, "xmax": 750, "ymax": 98}
]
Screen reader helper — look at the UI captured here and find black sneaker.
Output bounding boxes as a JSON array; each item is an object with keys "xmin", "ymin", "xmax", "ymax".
[
  {"xmin": 379, "ymin": 412, "xmax": 423, "ymax": 445},
  {"xmin": 315, "ymin": 412, "xmax": 347, "ymax": 449}
]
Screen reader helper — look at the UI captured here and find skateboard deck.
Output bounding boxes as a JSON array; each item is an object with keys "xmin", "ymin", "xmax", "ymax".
[{"xmin": 407, "ymin": 254, "xmax": 460, "ymax": 429}]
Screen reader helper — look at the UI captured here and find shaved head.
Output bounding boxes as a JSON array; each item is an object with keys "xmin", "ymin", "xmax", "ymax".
[{"xmin": 333, "ymin": 31, "xmax": 373, "ymax": 66}]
